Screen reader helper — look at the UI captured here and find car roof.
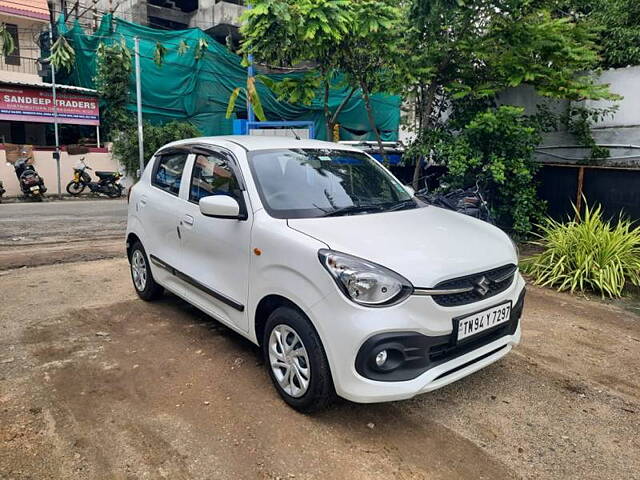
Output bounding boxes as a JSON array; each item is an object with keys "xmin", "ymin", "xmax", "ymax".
[{"xmin": 162, "ymin": 135, "xmax": 363, "ymax": 152}]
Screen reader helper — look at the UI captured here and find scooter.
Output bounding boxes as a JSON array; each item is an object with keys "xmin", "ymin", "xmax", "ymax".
[
  {"xmin": 10, "ymin": 157, "xmax": 47, "ymax": 200},
  {"xmin": 66, "ymin": 157, "xmax": 123, "ymax": 198}
]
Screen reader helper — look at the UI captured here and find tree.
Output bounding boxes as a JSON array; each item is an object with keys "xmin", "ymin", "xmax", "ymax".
[
  {"xmin": 113, "ymin": 121, "xmax": 201, "ymax": 175},
  {"xmin": 395, "ymin": 0, "xmax": 617, "ymax": 188},
  {"xmin": 239, "ymin": 0, "xmax": 355, "ymax": 139},
  {"xmin": 568, "ymin": 0, "xmax": 640, "ymax": 69},
  {"xmin": 94, "ymin": 40, "xmax": 134, "ymax": 138},
  {"xmin": 336, "ymin": 0, "xmax": 402, "ymax": 161}
]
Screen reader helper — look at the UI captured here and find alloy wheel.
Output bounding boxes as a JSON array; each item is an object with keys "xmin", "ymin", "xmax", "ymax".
[
  {"xmin": 131, "ymin": 250, "xmax": 147, "ymax": 291},
  {"xmin": 268, "ymin": 324, "xmax": 311, "ymax": 398}
]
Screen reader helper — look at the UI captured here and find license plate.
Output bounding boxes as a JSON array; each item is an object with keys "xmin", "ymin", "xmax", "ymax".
[
  {"xmin": 30, "ymin": 186, "xmax": 40, "ymax": 192},
  {"xmin": 456, "ymin": 301, "xmax": 512, "ymax": 342}
]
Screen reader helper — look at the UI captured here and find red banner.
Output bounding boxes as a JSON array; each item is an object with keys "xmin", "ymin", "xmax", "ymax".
[{"xmin": 0, "ymin": 86, "xmax": 100, "ymax": 126}]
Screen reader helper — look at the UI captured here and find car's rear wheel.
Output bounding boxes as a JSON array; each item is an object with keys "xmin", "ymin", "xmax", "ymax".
[
  {"xmin": 129, "ymin": 241, "xmax": 163, "ymax": 301},
  {"xmin": 264, "ymin": 306, "xmax": 335, "ymax": 412}
]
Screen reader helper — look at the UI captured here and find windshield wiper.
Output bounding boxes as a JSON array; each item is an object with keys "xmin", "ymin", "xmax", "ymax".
[
  {"xmin": 321, "ymin": 204, "xmax": 384, "ymax": 217},
  {"xmin": 384, "ymin": 199, "xmax": 418, "ymax": 212}
]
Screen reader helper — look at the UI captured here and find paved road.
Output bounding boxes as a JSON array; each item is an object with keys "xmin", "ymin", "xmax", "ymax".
[
  {"xmin": 0, "ymin": 199, "xmax": 127, "ymax": 243},
  {"xmin": 0, "ymin": 258, "xmax": 638, "ymax": 479},
  {"xmin": 0, "ymin": 199, "xmax": 127, "ymax": 270}
]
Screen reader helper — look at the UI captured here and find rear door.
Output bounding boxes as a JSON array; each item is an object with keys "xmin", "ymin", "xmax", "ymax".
[
  {"xmin": 138, "ymin": 150, "xmax": 190, "ymax": 294},
  {"xmin": 176, "ymin": 148, "xmax": 252, "ymax": 333}
]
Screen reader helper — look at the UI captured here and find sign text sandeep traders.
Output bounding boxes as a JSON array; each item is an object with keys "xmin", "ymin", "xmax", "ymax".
[{"xmin": 0, "ymin": 86, "xmax": 99, "ymax": 126}]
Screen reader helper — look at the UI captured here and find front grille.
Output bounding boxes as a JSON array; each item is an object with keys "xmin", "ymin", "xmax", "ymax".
[{"xmin": 432, "ymin": 264, "xmax": 517, "ymax": 307}]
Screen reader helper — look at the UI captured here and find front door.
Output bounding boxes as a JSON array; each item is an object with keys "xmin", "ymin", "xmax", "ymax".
[{"xmin": 177, "ymin": 149, "xmax": 252, "ymax": 333}]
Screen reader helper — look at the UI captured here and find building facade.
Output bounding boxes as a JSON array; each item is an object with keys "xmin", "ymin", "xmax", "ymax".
[
  {"xmin": 0, "ymin": 0, "xmax": 49, "ymax": 84},
  {"xmin": 51, "ymin": 0, "xmax": 245, "ymax": 44}
]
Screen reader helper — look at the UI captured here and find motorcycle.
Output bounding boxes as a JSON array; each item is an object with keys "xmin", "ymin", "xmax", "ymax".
[
  {"xmin": 414, "ymin": 162, "xmax": 494, "ymax": 224},
  {"xmin": 66, "ymin": 158, "xmax": 124, "ymax": 198},
  {"xmin": 10, "ymin": 157, "xmax": 47, "ymax": 200},
  {"xmin": 418, "ymin": 182, "xmax": 494, "ymax": 224}
]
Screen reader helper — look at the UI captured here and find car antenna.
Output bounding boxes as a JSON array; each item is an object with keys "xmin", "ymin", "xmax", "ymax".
[{"xmin": 268, "ymin": 109, "xmax": 302, "ymax": 140}]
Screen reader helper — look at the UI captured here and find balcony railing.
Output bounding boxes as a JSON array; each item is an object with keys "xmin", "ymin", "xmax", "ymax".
[{"xmin": 0, "ymin": 55, "xmax": 41, "ymax": 77}]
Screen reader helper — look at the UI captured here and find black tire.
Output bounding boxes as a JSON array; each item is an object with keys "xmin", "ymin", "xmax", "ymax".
[
  {"xmin": 129, "ymin": 241, "xmax": 164, "ymax": 301},
  {"xmin": 263, "ymin": 306, "xmax": 336, "ymax": 412},
  {"xmin": 66, "ymin": 181, "xmax": 85, "ymax": 196},
  {"xmin": 106, "ymin": 183, "xmax": 123, "ymax": 198}
]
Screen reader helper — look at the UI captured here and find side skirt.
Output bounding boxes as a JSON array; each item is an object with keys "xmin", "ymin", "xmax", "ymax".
[{"xmin": 149, "ymin": 254, "xmax": 245, "ymax": 312}]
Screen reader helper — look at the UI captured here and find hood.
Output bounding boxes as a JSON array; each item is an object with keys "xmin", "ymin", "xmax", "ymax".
[{"xmin": 288, "ymin": 206, "xmax": 517, "ymax": 287}]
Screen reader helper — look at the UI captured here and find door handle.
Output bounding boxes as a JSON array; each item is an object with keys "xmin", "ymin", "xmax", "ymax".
[
  {"xmin": 182, "ymin": 215, "xmax": 194, "ymax": 226},
  {"xmin": 139, "ymin": 195, "xmax": 148, "ymax": 207}
]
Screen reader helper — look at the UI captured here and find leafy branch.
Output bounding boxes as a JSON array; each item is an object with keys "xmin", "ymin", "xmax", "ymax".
[{"xmin": 225, "ymin": 75, "xmax": 267, "ymax": 121}]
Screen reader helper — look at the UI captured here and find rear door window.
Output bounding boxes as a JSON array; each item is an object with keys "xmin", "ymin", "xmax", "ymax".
[{"xmin": 152, "ymin": 152, "xmax": 188, "ymax": 196}]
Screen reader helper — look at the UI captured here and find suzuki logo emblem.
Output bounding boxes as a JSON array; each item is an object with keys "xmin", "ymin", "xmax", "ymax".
[{"xmin": 474, "ymin": 276, "xmax": 491, "ymax": 296}]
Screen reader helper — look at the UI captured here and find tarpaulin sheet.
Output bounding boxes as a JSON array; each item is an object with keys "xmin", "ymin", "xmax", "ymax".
[{"xmin": 58, "ymin": 14, "xmax": 400, "ymax": 141}]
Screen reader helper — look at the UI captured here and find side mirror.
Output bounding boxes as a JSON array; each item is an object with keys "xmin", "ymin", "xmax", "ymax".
[
  {"xmin": 199, "ymin": 195, "xmax": 242, "ymax": 219},
  {"xmin": 404, "ymin": 185, "xmax": 415, "ymax": 197}
]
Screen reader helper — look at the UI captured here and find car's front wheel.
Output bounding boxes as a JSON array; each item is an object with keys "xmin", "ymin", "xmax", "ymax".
[
  {"xmin": 129, "ymin": 241, "xmax": 163, "ymax": 301},
  {"xmin": 264, "ymin": 306, "xmax": 335, "ymax": 412}
]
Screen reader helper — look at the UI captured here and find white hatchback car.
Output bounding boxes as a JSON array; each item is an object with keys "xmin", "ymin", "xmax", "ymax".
[{"xmin": 126, "ymin": 136, "xmax": 525, "ymax": 412}]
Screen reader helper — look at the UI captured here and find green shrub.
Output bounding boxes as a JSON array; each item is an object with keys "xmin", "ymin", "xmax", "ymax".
[
  {"xmin": 521, "ymin": 203, "xmax": 640, "ymax": 298},
  {"xmin": 112, "ymin": 120, "xmax": 201, "ymax": 177},
  {"xmin": 439, "ymin": 106, "xmax": 546, "ymax": 237}
]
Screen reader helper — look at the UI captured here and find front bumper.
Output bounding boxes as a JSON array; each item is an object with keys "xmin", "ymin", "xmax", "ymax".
[{"xmin": 309, "ymin": 273, "xmax": 526, "ymax": 403}]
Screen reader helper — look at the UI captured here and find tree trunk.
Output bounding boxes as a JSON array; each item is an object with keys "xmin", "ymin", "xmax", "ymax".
[
  {"xmin": 360, "ymin": 80, "xmax": 388, "ymax": 164},
  {"xmin": 411, "ymin": 83, "xmax": 438, "ymax": 190},
  {"xmin": 328, "ymin": 87, "xmax": 357, "ymax": 141},
  {"xmin": 323, "ymin": 79, "xmax": 332, "ymax": 141}
]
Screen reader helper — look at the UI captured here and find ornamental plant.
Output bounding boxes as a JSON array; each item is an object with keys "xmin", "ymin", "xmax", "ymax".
[{"xmin": 521, "ymin": 202, "xmax": 640, "ymax": 298}]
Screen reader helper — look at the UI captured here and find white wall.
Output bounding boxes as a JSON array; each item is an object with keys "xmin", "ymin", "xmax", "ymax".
[
  {"xmin": 497, "ymin": 66, "xmax": 640, "ymax": 167},
  {"xmin": 0, "ymin": 149, "xmax": 122, "ymax": 197}
]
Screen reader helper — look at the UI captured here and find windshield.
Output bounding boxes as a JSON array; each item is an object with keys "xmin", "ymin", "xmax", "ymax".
[{"xmin": 247, "ymin": 148, "xmax": 414, "ymax": 219}]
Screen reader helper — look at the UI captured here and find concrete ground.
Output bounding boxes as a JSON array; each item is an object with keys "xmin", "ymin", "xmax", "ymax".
[
  {"xmin": 0, "ymin": 199, "xmax": 126, "ymax": 270},
  {"xmin": 0, "ymin": 200, "xmax": 639, "ymax": 479}
]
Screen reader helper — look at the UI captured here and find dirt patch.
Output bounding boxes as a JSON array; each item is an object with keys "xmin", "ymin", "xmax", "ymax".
[
  {"xmin": 0, "ymin": 237, "xmax": 124, "ymax": 270},
  {"xmin": 1, "ymin": 259, "xmax": 639, "ymax": 479}
]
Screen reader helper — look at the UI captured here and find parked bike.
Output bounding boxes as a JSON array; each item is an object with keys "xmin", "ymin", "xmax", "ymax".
[
  {"xmin": 418, "ymin": 183, "xmax": 494, "ymax": 224},
  {"xmin": 10, "ymin": 157, "xmax": 47, "ymax": 200},
  {"xmin": 414, "ymin": 162, "xmax": 494, "ymax": 224},
  {"xmin": 66, "ymin": 158, "xmax": 123, "ymax": 198}
]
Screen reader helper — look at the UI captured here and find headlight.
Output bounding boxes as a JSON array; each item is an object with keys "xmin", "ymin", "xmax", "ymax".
[{"xmin": 318, "ymin": 249, "xmax": 413, "ymax": 307}]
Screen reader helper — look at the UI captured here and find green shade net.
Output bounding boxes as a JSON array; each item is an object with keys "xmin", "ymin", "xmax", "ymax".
[{"xmin": 57, "ymin": 14, "xmax": 400, "ymax": 141}]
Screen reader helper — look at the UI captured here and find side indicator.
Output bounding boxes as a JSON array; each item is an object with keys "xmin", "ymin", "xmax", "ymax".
[{"xmin": 253, "ymin": 248, "xmax": 262, "ymax": 256}]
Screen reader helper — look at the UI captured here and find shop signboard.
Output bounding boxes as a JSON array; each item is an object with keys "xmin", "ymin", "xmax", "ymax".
[{"xmin": 0, "ymin": 85, "xmax": 99, "ymax": 126}]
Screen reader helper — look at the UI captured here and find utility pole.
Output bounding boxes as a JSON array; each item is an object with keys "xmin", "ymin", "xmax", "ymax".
[
  {"xmin": 134, "ymin": 37, "xmax": 144, "ymax": 176},
  {"xmin": 49, "ymin": 26, "xmax": 61, "ymax": 197},
  {"xmin": 247, "ymin": 54, "xmax": 255, "ymax": 124},
  {"xmin": 246, "ymin": 3, "xmax": 255, "ymax": 125}
]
